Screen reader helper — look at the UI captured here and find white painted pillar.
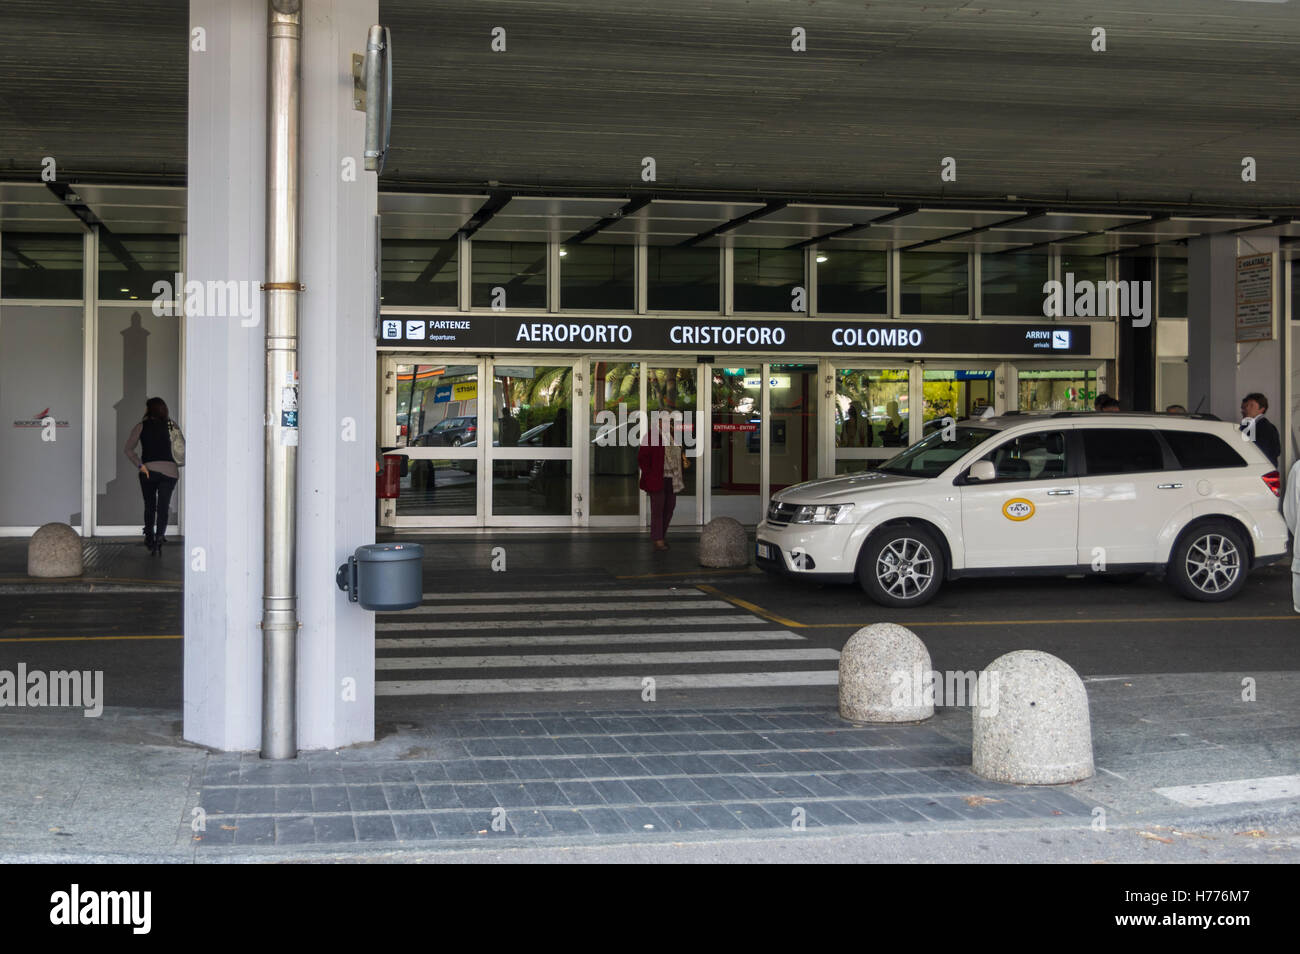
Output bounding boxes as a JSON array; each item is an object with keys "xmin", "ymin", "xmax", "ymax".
[
  {"xmin": 185, "ymin": 0, "xmax": 377, "ymax": 752},
  {"xmin": 296, "ymin": 0, "xmax": 378, "ymax": 750},
  {"xmin": 184, "ymin": 0, "xmax": 267, "ymax": 751}
]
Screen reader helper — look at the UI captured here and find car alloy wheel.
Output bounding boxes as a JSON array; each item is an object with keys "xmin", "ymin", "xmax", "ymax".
[
  {"xmin": 875, "ymin": 536, "xmax": 935, "ymax": 601},
  {"xmin": 1183, "ymin": 532, "xmax": 1241, "ymax": 596}
]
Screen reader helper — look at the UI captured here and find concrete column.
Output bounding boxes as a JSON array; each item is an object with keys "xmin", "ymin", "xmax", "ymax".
[
  {"xmin": 1188, "ymin": 234, "xmax": 1284, "ymax": 426},
  {"xmin": 296, "ymin": 0, "xmax": 378, "ymax": 749},
  {"xmin": 185, "ymin": 0, "xmax": 377, "ymax": 752},
  {"xmin": 184, "ymin": 0, "xmax": 267, "ymax": 751}
]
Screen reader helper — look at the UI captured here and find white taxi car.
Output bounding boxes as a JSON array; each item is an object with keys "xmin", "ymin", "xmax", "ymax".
[{"xmin": 756, "ymin": 413, "xmax": 1289, "ymax": 607}]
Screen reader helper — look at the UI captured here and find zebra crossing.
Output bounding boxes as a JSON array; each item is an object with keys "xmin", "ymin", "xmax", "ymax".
[{"xmin": 375, "ymin": 586, "xmax": 839, "ymax": 696}]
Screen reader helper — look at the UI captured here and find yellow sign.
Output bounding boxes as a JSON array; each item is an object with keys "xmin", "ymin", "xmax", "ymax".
[
  {"xmin": 452, "ymin": 381, "xmax": 477, "ymax": 401},
  {"xmin": 1002, "ymin": 498, "xmax": 1035, "ymax": 521}
]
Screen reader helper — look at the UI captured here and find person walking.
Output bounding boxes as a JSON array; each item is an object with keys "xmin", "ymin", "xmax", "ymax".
[
  {"xmin": 1240, "ymin": 392, "xmax": 1281, "ymax": 469},
  {"xmin": 841, "ymin": 402, "xmax": 871, "ymax": 448},
  {"xmin": 638, "ymin": 412, "xmax": 688, "ymax": 551},
  {"xmin": 124, "ymin": 397, "xmax": 182, "ymax": 555},
  {"xmin": 1284, "ymin": 454, "xmax": 1300, "ymax": 615}
]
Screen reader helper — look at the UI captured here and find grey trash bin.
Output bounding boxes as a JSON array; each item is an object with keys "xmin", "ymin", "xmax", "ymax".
[{"xmin": 336, "ymin": 542, "xmax": 424, "ymax": 611}]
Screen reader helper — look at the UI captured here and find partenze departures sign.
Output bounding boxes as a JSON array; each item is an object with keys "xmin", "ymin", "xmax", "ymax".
[{"xmin": 378, "ymin": 316, "xmax": 1093, "ymax": 355}]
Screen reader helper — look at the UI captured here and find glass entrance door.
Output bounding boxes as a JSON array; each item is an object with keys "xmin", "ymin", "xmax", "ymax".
[
  {"xmin": 646, "ymin": 363, "xmax": 702, "ymax": 526},
  {"xmin": 588, "ymin": 360, "xmax": 641, "ymax": 524},
  {"xmin": 382, "ymin": 359, "xmax": 481, "ymax": 527},
  {"xmin": 767, "ymin": 363, "xmax": 818, "ymax": 495},
  {"xmin": 709, "ymin": 364, "xmax": 763, "ymax": 523},
  {"xmin": 833, "ymin": 366, "xmax": 911, "ymax": 474},
  {"xmin": 488, "ymin": 359, "xmax": 577, "ymax": 525},
  {"xmin": 922, "ymin": 368, "xmax": 996, "ymax": 437}
]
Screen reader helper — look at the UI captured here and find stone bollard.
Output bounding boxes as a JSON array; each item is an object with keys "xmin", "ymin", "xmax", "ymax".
[
  {"xmin": 698, "ymin": 516, "xmax": 749, "ymax": 568},
  {"xmin": 839, "ymin": 622, "xmax": 934, "ymax": 723},
  {"xmin": 972, "ymin": 650, "xmax": 1093, "ymax": 784},
  {"xmin": 27, "ymin": 522, "xmax": 84, "ymax": 578}
]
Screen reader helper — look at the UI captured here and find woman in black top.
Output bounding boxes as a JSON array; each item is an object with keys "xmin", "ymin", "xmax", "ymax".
[{"xmin": 124, "ymin": 397, "xmax": 179, "ymax": 554}]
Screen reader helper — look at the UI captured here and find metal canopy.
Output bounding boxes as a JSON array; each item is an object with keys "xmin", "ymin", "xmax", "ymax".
[{"xmin": 0, "ymin": 183, "xmax": 84, "ymax": 232}]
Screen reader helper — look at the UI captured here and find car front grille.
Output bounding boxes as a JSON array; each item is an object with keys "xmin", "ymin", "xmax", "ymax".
[{"xmin": 766, "ymin": 501, "xmax": 798, "ymax": 527}]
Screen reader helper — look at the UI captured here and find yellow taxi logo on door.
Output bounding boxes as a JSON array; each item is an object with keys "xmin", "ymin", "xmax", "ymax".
[{"xmin": 1002, "ymin": 498, "xmax": 1035, "ymax": 521}]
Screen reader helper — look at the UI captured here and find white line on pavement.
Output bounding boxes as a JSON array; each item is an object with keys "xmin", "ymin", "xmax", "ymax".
[
  {"xmin": 376, "ymin": 614, "xmax": 758, "ymax": 631},
  {"xmin": 1154, "ymin": 774, "xmax": 1300, "ymax": 807},
  {"xmin": 377, "ymin": 671, "xmax": 842, "ymax": 695},
  {"xmin": 416, "ymin": 588, "xmax": 708, "ymax": 601},
  {"xmin": 390, "ymin": 599, "xmax": 732, "ymax": 616},
  {"xmin": 376, "ymin": 629, "xmax": 805, "ymax": 648},
  {"xmin": 376, "ymin": 648, "xmax": 841, "ymax": 669}
]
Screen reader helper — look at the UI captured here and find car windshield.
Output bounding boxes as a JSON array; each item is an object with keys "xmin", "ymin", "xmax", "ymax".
[{"xmin": 875, "ymin": 426, "xmax": 998, "ymax": 478}]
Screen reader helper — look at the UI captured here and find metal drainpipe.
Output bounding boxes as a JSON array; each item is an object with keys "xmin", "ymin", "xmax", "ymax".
[{"xmin": 262, "ymin": 0, "xmax": 302, "ymax": 760}]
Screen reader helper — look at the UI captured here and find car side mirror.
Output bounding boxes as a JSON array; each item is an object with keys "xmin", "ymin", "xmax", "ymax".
[{"xmin": 968, "ymin": 460, "xmax": 996, "ymax": 482}]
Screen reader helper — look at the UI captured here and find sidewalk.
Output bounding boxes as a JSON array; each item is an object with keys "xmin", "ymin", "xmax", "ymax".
[{"xmin": 0, "ymin": 672, "xmax": 1296, "ymax": 862}]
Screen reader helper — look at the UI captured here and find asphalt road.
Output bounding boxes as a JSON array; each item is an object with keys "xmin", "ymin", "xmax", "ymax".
[{"xmin": 0, "ymin": 564, "xmax": 1294, "ymax": 711}]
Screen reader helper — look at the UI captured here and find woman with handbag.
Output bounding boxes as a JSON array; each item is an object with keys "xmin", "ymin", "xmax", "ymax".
[
  {"xmin": 637, "ymin": 412, "xmax": 690, "ymax": 552},
  {"xmin": 124, "ymin": 397, "xmax": 184, "ymax": 555}
]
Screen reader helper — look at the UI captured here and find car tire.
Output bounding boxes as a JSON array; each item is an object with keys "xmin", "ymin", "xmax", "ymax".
[
  {"xmin": 1168, "ymin": 520, "xmax": 1249, "ymax": 602},
  {"xmin": 451, "ymin": 438, "xmax": 462, "ymax": 447},
  {"xmin": 857, "ymin": 525, "xmax": 945, "ymax": 608}
]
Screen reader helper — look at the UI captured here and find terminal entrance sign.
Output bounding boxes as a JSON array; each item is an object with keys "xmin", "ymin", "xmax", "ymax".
[{"xmin": 379, "ymin": 315, "xmax": 1093, "ymax": 356}]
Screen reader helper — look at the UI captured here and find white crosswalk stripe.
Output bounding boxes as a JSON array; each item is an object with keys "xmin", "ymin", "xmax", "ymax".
[{"xmin": 375, "ymin": 586, "xmax": 838, "ymax": 697}]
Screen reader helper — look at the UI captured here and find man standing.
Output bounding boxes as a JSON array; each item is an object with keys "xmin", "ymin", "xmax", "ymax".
[
  {"xmin": 1240, "ymin": 393, "xmax": 1281, "ymax": 468},
  {"xmin": 1284, "ymin": 455, "xmax": 1300, "ymax": 614}
]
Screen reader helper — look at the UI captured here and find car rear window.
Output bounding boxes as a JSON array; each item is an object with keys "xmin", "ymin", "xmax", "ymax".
[
  {"xmin": 1159, "ymin": 430, "xmax": 1247, "ymax": 469},
  {"xmin": 1080, "ymin": 428, "xmax": 1164, "ymax": 475}
]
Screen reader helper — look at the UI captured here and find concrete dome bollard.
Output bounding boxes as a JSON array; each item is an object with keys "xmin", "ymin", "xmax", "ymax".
[
  {"xmin": 972, "ymin": 650, "xmax": 1093, "ymax": 784},
  {"xmin": 698, "ymin": 516, "xmax": 749, "ymax": 568},
  {"xmin": 839, "ymin": 623, "xmax": 934, "ymax": 723},
  {"xmin": 27, "ymin": 522, "xmax": 84, "ymax": 578}
]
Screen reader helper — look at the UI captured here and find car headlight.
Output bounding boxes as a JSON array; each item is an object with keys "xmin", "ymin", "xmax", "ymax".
[{"xmin": 791, "ymin": 503, "xmax": 854, "ymax": 524}]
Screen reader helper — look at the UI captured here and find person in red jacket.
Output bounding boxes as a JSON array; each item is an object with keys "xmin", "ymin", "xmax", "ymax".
[{"xmin": 637, "ymin": 412, "xmax": 689, "ymax": 551}]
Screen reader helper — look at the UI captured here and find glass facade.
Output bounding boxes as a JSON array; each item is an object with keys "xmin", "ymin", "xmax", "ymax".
[
  {"xmin": 98, "ymin": 234, "xmax": 181, "ymax": 303},
  {"xmin": 981, "ymin": 251, "xmax": 1048, "ymax": 316},
  {"xmin": 835, "ymin": 368, "xmax": 909, "ymax": 450},
  {"xmin": 1017, "ymin": 369, "xmax": 1097, "ymax": 412},
  {"xmin": 734, "ymin": 247, "xmax": 803, "ymax": 313},
  {"xmin": 647, "ymin": 246, "xmax": 719, "ymax": 312},
  {"xmin": 381, "ymin": 238, "xmax": 458, "ymax": 307},
  {"xmin": 1, "ymin": 232, "xmax": 84, "ymax": 299},
  {"xmin": 560, "ymin": 243, "xmax": 634, "ymax": 310},
  {"xmin": 816, "ymin": 250, "xmax": 887, "ymax": 314},
  {"xmin": 1158, "ymin": 258, "xmax": 1188, "ymax": 318},
  {"xmin": 900, "ymin": 251, "xmax": 967, "ymax": 315},
  {"xmin": 471, "ymin": 241, "xmax": 546, "ymax": 310}
]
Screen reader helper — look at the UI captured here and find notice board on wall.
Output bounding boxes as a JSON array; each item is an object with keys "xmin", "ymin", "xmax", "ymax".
[{"xmin": 1235, "ymin": 253, "xmax": 1273, "ymax": 343}]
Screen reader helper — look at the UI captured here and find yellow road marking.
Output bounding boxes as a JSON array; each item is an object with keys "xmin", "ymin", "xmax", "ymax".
[
  {"xmin": 615, "ymin": 568, "xmax": 758, "ymax": 580},
  {"xmin": 0, "ymin": 577, "xmax": 180, "ymax": 586},
  {"xmin": 795, "ymin": 615, "xmax": 1300, "ymax": 628},
  {"xmin": 0, "ymin": 634, "xmax": 182, "ymax": 643},
  {"xmin": 695, "ymin": 584, "xmax": 807, "ymax": 628}
]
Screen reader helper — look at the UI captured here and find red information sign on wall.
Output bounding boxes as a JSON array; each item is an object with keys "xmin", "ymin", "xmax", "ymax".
[{"xmin": 713, "ymin": 423, "xmax": 758, "ymax": 432}]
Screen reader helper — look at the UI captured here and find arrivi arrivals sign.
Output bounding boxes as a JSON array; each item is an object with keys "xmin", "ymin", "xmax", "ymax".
[{"xmin": 379, "ymin": 315, "xmax": 1093, "ymax": 356}]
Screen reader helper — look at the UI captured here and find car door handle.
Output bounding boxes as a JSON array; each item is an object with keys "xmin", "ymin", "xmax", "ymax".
[
  {"xmin": 1156, "ymin": 483, "xmax": 1183, "ymax": 489},
  {"xmin": 1046, "ymin": 489, "xmax": 1074, "ymax": 496}
]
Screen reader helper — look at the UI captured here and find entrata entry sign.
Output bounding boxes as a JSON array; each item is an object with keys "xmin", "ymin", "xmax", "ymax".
[{"xmin": 379, "ymin": 315, "xmax": 1093, "ymax": 356}]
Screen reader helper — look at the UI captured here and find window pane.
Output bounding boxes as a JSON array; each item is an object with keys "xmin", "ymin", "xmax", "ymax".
[
  {"xmin": 1081, "ymin": 429, "xmax": 1163, "ymax": 475},
  {"xmin": 406, "ymin": 365, "xmax": 478, "ymax": 446},
  {"xmin": 398, "ymin": 459, "xmax": 478, "ymax": 516},
  {"xmin": 381, "ymin": 239, "xmax": 458, "ymax": 307},
  {"xmin": 647, "ymin": 246, "xmax": 718, "ymax": 311},
  {"xmin": 1160, "ymin": 430, "xmax": 1246, "ymax": 469},
  {"xmin": 734, "ymin": 247, "xmax": 802, "ymax": 313},
  {"xmin": 981, "ymin": 251, "xmax": 1048, "ymax": 316},
  {"xmin": 979, "ymin": 431, "xmax": 1069, "ymax": 480},
  {"xmin": 1060, "ymin": 253, "xmax": 1107, "ymax": 288},
  {"xmin": 2, "ymin": 232, "xmax": 83, "ymax": 300},
  {"xmin": 492, "ymin": 460, "xmax": 571, "ymax": 515},
  {"xmin": 1158, "ymin": 258, "xmax": 1188, "ymax": 318},
  {"xmin": 835, "ymin": 368, "xmax": 908, "ymax": 448},
  {"xmin": 900, "ymin": 251, "xmax": 967, "ymax": 315},
  {"xmin": 496, "ymin": 365, "xmax": 572, "ymax": 447},
  {"xmin": 1018, "ymin": 369, "xmax": 1097, "ymax": 412},
  {"xmin": 560, "ymin": 243, "xmax": 633, "ymax": 310},
  {"xmin": 817, "ymin": 250, "xmax": 887, "ymax": 314},
  {"xmin": 98, "ymin": 234, "xmax": 180, "ymax": 303},
  {"xmin": 471, "ymin": 241, "xmax": 545, "ymax": 309}
]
